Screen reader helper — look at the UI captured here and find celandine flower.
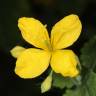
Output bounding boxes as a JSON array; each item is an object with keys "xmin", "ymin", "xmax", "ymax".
[{"xmin": 11, "ymin": 14, "xmax": 82, "ymax": 78}]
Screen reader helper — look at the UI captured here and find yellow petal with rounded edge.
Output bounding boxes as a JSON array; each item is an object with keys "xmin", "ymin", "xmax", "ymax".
[
  {"xmin": 18, "ymin": 17, "xmax": 50, "ymax": 50},
  {"xmin": 50, "ymin": 50, "xmax": 79, "ymax": 77},
  {"xmin": 15, "ymin": 48, "xmax": 51, "ymax": 78},
  {"xmin": 51, "ymin": 14, "xmax": 82, "ymax": 50},
  {"xmin": 10, "ymin": 46, "xmax": 26, "ymax": 58}
]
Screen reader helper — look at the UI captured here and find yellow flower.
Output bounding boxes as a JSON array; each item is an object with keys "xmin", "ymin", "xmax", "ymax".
[{"xmin": 11, "ymin": 14, "xmax": 82, "ymax": 78}]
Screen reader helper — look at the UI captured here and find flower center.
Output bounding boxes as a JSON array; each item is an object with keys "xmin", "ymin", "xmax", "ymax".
[{"xmin": 45, "ymin": 40, "xmax": 53, "ymax": 52}]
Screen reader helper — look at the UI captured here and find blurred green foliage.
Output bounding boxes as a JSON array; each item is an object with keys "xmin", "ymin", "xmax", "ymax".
[
  {"xmin": 53, "ymin": 73, "xmax": 75, "ymax": 89},
  {"xmin": 81, "ymin": 36, "xmax": 96, "ymax": 69},
  {"xmin": 63, "ymin": 72, "xmax": 96, "ymax": 96}
]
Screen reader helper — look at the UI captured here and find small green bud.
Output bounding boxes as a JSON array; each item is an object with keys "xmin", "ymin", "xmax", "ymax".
[{"xmin": 41, "ymin": 71, "xmax": 53, "ymax": 93}]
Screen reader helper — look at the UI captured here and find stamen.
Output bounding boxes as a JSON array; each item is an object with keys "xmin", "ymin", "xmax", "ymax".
[{"xmin": 44, "ymin": 40, "xmax": 53, "ymax": 51}]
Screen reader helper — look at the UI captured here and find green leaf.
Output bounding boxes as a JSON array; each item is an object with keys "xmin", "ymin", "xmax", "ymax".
[
  {"xmin": 63, "ymin": 72, "xmax": 96, "ymax": 96},
  {"xmin": 52, "ymin": 73, "xmax": 75, "ymax": 89},
  {"xmin": 80, "ymin": 36, "xmax": 96, "ymax": 69},
  {"xmin": 63, "ymin": 86, "xmax": 89, "ymax": 96},
  {"xmin": 86, "ymin": 72, "xmax": 96, "ymax": 96}
]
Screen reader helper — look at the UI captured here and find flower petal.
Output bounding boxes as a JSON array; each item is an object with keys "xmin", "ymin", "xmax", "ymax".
[
  {"xmin": 50, "ymin": 50, "xmax": 79, "ymax": 77},
  {"xmin": 18, "ymin": 17, "xmax": 50, "ymax": 50},
  {"xmin": 51, "ymin": 14, "xmax": 82, "ymax": 50},
  {"xmin": 10, "ymin": 46, "xmax": 26, "ymax": 58},
  {"xmin": 15, "ymin": 48, "xmax": 51, "ymax": 78}
]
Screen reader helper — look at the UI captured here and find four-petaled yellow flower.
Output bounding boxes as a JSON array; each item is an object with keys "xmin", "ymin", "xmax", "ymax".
[{"xmin": 11, "ymin": 14, "xmax": 82, "ymax": 78}]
